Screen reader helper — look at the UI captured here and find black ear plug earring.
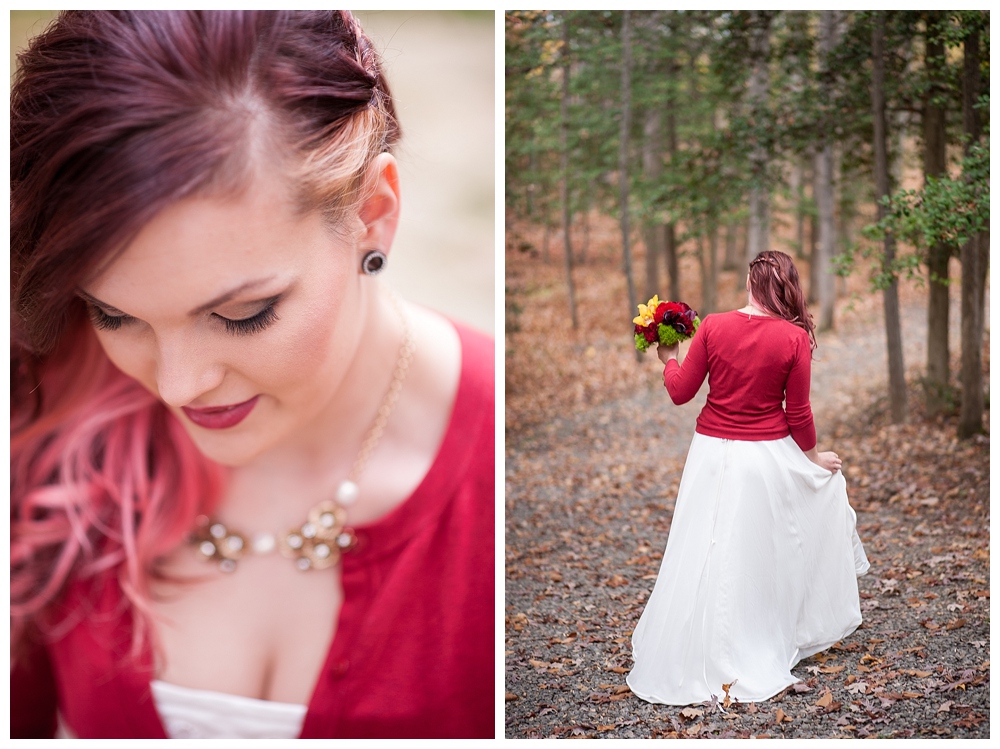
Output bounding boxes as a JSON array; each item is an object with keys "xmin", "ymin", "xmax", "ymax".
[{"xmin": 361, "ymin": 250, "xmax": 387, "ymax": 276}]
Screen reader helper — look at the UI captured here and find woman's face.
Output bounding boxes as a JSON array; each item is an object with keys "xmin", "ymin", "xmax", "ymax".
[{"xmin": 80, "ymin": 165, "xmax": 394, "ymax": 467}]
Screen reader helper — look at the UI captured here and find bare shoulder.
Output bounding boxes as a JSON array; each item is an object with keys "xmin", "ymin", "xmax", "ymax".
[
  {"xmin": 405, "ymin": 302, "xmax": 462, "ymax": 399},
  {"xmin": 395, "ymin": 301, "xmax": 463, "ymax": 441}
]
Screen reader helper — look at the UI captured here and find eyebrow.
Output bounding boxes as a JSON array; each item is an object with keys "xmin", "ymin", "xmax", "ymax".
[{"xmin": 77, "ymin": 277, "xmax": 278, "ymax": 317}]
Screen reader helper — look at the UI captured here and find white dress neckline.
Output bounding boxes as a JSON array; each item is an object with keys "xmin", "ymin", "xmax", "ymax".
[{"xmin": 149, "ymin": 680, "xmax": 307, "ymax": 739}]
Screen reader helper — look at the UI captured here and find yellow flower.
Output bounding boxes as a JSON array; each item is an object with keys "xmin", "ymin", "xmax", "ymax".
[{"xmin": 632, "ymin": 295, "xmax": 660, "ymax": 326}]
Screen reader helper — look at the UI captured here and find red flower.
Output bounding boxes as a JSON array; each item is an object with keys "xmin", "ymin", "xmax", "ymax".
[
  {"xmin": 653, "ymin": 302, "xmax": 669, "ymax": 325},
  {"xmin": 642, "ymin": 325, "xmax": 658, "ymax": 343},
  {"xmin": 663, "ymin": 301, "xmax": 684, "ymax": 318}
]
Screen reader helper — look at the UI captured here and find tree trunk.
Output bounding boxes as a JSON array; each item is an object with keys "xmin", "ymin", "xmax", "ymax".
[
  {"xmin": 619, "ymin": 10, "xmax": 639, "ymax": 358},
  {"xmin": 723, "ymin": 218, "xmax": 739, "ymax": 271},
  {"xmin": 808, "ymin": 177, "xmax": 818, "ymax": 304},
  {"xmin": 813, "ymin": 11, "xmax": 839, "ymax": 331},
  {"xmin": 812, "ymin": 147, "xmax": 835, "ymax": 328},
  {"xmin": 958, "ymin": 23, "xmax": 984, "ymax": 437},
  {"xmin": 872, "ymin": 12, "xmax": 907, "ymax": 424},
  {"xmin": 923, "ymin": 14, "xmax": 950, "ymax": 413},
  {"xmin": 642, "ymin": 107, "xmax": 665, "ymax": 300},
  {"xmin": 664, "ymin": 43, "xmax": 680, "ymax": 300},
  {"xmin": 560, "ymin": 12, "xmax": 578, "ymax": 329},
  {"xmin": 542, "ymin": 219, "xmax": 551, "ymax": 262},
  {"xmin": 745, "ymin": 11, "xmax": 774, "ymax": 285},
  {"xmin": 527, "ymin": 150, "xmax": 536, "ymax": 219},
  {"xmin": 790, "ymin": 159, "xmax": 806, "ymax": 259},
  {"xmin": 579, "ymin": 189, "xmax": 591, "ymax": 264},
  {"xmin": 700, "ymin": 223, "xmax": 719, "ymax": 314}
]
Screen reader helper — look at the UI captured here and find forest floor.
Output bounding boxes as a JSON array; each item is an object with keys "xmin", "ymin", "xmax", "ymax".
[{"xmin": 504, "ymin": 220, "xmax": 990, "ymax": 739}]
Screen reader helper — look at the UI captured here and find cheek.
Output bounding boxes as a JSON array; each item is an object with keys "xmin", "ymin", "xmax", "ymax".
[
  {"xmin": 250, "ymin": 280, "xmax": 360, "ymax": 399},
  {"xmin": 93, "ymin": 331, "xmax": 159, "ymax": 394}
]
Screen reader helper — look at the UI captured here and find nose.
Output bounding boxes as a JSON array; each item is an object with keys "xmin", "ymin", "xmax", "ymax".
[{"xmin": 154, "ymin": 333, "xmax": 226, "ymax": 408}]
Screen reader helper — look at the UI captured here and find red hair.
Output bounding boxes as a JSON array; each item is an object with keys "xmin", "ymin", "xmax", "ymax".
[
  {"xmin": 747, "ymin": 251, "xmax": 817, "ymax": 351},
  {"xmin": 10, "ymin": 11, "xmax": 399, "ymax": 657}
]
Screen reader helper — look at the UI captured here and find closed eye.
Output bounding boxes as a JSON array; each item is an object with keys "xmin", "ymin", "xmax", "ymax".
[
  {"xmin": 213, "ymin": 297, "xmax": 280, "ymax": 336},
  {"xmin": 86, "ymin": 304, "xmax": 136, "ymax": 332}
]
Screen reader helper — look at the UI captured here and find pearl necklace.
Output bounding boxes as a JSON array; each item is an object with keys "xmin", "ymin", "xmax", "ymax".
[{"xmin": 191, "ymin": 292, "xmax": 415, "ymax": 573}]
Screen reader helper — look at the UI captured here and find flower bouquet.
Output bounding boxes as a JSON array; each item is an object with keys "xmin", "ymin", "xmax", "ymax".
[{"xmin": 633, "ymin": 295, "xmax": 701, "ymax": 353}]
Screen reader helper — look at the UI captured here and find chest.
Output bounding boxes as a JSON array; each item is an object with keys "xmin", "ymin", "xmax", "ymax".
[{"xmin": 149, "ymin": 552, "xmax": 342, "ymax": 705}]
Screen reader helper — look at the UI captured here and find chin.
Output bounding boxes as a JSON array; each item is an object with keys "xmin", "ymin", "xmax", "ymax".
[{"xmin": 181, "ymin": 423, "xmax": 276, "ymax": 469}]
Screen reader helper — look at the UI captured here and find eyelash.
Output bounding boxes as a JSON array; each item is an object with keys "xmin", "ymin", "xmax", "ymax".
[
  {"xmin": 219, "ymin": 302, "xmax": 279, "ymax": 336},
  {"xmin": 85, "ymin": 299, "xmax": 280, "ymax": 337}
]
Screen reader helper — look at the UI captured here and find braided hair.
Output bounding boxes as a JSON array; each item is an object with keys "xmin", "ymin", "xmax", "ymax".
[{"xmin": 747, "ymin": 251, "xmax": 817, "ymax": 351}]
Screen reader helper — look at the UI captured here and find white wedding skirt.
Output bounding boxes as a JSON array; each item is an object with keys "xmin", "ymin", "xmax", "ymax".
[{"xmin": 628, "ymin": 434, "xmax": 870, "ymax": 706}]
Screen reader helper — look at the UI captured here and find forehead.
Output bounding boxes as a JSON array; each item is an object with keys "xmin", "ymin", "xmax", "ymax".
[{"xmin": 83, "ymin": 173, "xmax": 332, "ymax": 306}]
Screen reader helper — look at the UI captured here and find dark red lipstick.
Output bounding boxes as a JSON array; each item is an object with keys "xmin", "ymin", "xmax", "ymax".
[{"xmin": 182, "ymin": 395, "xmax": 259, "ymax": 429}]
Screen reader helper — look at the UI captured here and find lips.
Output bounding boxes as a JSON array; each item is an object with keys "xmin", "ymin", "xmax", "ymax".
[{"xmin": 181, "ymin": 395, "xmax": 259, "ymax": 430}]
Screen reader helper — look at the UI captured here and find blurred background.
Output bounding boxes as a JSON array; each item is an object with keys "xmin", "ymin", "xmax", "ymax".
[{"xmin": 10, "ymin": 10, "xmax": 495, "ymax": 335}]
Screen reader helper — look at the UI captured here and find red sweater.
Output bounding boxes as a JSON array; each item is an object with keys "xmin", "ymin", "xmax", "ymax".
[
  {"xmin": 663, "ymin": 310, "xmax": 817, "ymax": 452},
  {"xmin": 10, "ymin": 323, "xmax": 495, "ymax": 739}
]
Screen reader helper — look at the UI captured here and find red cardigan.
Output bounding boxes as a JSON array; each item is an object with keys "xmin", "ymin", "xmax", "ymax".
[
  {"xmin": 663, "ymin": 310, "xmax": 817, "ymax": 452},
  {"xmin": 11, "ymin": 323, "xmax": 495, "ymax": 739}
]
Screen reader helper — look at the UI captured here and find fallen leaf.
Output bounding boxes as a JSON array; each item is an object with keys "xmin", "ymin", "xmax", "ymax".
[
  {"xmin": 953, "ymin": 712, "xmax": 986, "ymax": 729},
  {"xmin": 721, "ymin": 680, "xmax": 737, "ymax": 709},
  {"xmin": 679, "ymin": 707, "xmax": 703, "ymax": 721},
  {"xmin": 819, "ymin": 665, "xmax": 846, "ymax": 673},
  {"xmin": 937, "ymin": 700, "xmax": 953, "ymax": 713},
  {"xmin": 597, "ymin": 725, "xmax": 616, "ymax": 732},
  {"xmin": 902, "ymin": 669, "xmax": 932, "ymax": 678},
  {"xmin": 612, "ymin": 684, "xmax": 630, "ymax": 694},
  {"xmin": 607, "ymin": 666, "xmax": 629, "ymax": 674},
  {"xmin": 775, "ymin": 708, "xmax": 793, "ymax": 724},
  {"xmin": 945, "ymin": 618, "xmax": 967, "ymax": 631},
  {"xmin": 685, "ymin": 722, "xmax": 703, "ymax": 736},
  {"xmin": 816, "ymin": 692, "xmax": 834, "ymax": 708},
  {"xmin": 505, "ymin": 692, "xmax": 519, "ymax": 702},
  {"xmin": 902, "ymin": 692, "xmax": 922, "ymax": 699},
  {"xmin": 529, "ymin": 659, "xmax": 549, "ymax": 668}
]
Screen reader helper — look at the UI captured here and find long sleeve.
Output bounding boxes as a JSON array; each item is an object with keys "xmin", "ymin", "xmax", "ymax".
[
  {"xmin": 10, "ymin": 637, "xmax": 59, "ymax": 738},
  {"xmin": 784, "ymin": 333, "xmax": 816, "ymax": 452},
  {"xmin": 662, "ymin": 323, "xmax": 709, "ymax": 405}
]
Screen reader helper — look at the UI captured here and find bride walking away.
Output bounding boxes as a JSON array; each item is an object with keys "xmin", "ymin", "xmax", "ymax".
[{"xmin": 628, "ymin": 250, "xmax": 870, "ymax": 706}]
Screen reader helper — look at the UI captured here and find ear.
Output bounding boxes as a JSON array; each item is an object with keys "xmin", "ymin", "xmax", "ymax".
[{"xmin": 358, "ymin": 153, "xmax": 401, "ymax": 256}]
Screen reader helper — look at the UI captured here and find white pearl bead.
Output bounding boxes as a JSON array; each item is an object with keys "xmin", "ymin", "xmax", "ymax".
[
  {"xmin": 226, "ymin": 536, "xmax": 243, "ymax": 552},
  {"xmin": 337, "ymin": 481, "xmax": 359, "ymax": 505},
  {"xmin": 302, "ymin": 523, "xmax": 317, "ymax": 539},
  {"xmin": 314, "ymin": 544, "xmax": 330, "ymax": 559},
  {"xmin": 199, "ymin": 541, "xmax": 216, "ymax": 557},
  {"xmin": 209, "ymin": 523, "xmax": 227, "ymax": 539},
  {"xmin": 296, "ymin": 557, "xmax": 311, "ymax": 570},
  {"xmin": 251, "ymin": 533, "xmax": 276, "ymax": 554}
]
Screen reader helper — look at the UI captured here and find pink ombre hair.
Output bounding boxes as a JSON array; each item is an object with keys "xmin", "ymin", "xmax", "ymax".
[
  {"xmin": 10, "ymin": 11, "xmax": 400, "ymax": 657},
  {"xmin": 747, "ymin": 250, "xmax": 818, "ymax": 351}
]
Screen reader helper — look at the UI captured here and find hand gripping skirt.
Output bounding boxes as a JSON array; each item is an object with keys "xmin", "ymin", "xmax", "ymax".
[{"xmin": 627, "ymin": 434, "xmax": 870, "ymax": 705}]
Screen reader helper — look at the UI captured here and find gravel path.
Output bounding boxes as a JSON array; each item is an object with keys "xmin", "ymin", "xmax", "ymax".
[{"xmin": 505, "ymin": 298, "xmax": 989, "ymax": 739}]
